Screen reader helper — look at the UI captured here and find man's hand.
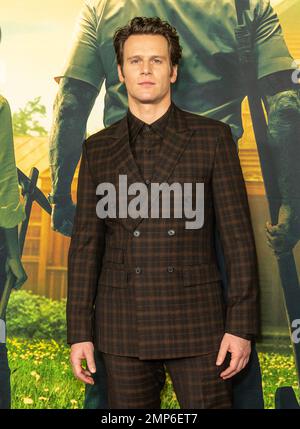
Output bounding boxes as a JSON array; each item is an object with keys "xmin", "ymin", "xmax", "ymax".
[
  {"xmin": 265, "ymin": 204, "xmax": 300, "ymax": 256},
  {"xmin": 70, "ymin": 341, "xmax": 96, "ymax": 385},
  {"xmin": 51, "ymin": 201, "xmax": 76, "ymax": 237},
  {"xmin": 5, "ymin": 257, "xmax": 28, "ymax": 289},
  {"xmin": 216, "ymin": 333, "xmax": 251, "ymax": 380}
]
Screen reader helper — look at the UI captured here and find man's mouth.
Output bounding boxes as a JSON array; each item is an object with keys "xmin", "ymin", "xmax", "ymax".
[{"xmin": 139, "ymin": 82, "xmax": 155, "ymax": 86}]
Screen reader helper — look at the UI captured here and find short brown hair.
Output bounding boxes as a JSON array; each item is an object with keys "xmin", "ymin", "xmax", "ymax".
[{"xmin": 113, "ymin": 16, "xmax": 182, "ymax": 71}]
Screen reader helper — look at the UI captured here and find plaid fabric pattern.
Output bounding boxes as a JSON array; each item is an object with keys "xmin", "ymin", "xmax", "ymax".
[
  {"xmin": 102, "ymin": 350, "xmax": 232, "ymax": 409},
  {"xmin": 67, "ymin": 101, "xmax": 259, "ymax": 359}
]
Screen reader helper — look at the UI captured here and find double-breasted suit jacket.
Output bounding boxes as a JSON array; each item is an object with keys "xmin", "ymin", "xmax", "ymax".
[{"xmin": 67, "ymin": 102, "xmax": 259, "ymax": 360}]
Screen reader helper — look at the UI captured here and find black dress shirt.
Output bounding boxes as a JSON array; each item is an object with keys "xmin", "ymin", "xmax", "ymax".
[{"xmin": 126, "ymin": 102, "xmax": 173, "ymax": 183}]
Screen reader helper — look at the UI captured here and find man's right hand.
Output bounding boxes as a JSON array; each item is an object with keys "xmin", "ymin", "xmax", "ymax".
[
  {"xmin": 70, "ymin": 341, "xmax": 96, "ymax": 385},
  {"xmin": 51, "ymin": 201, "xmax": 76, "ymax": 237}
]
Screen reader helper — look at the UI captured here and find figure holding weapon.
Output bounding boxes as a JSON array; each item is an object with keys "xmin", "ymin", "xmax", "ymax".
[
  {"xmin": 0, "ymin": 26, "xmax": 52, "ymax": 409},
  {"xmin": 0, "ymin": 84, "xmax": 27, "ymax": 409},
  {"xmin": 234, "ymin": 0, "xmax": 300, "ymax": 408}
]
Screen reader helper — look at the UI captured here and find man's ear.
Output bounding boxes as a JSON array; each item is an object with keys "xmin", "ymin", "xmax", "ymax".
[
  {"xmin": 117, "ymin": 64, "xmax": 125, "ymax": 83},
  {"xmin": 170, "ymin": 64, "xmax": 178, "ymax": 84}
]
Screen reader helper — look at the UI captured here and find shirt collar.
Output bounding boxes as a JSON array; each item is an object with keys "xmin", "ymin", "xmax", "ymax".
[{"xmin": 127, "ymin": 102, "xmax": 173, "ymax": 142}]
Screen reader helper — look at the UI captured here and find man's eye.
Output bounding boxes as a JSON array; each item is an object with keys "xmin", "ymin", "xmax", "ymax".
[
  {"xmin": 153, "ymin": 59, "xmax": 162, "ymax": 63},
  {"xmin": 131, "ymin": 59, "xmax": 139, "ymax": 64}
]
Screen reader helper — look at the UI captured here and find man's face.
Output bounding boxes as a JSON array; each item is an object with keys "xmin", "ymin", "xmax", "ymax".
[{"xmin": 117, "ymin": 34, "xmax": 177, "ymax": 105}]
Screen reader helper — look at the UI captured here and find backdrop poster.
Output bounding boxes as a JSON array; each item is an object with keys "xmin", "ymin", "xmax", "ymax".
[{"xmin": 0, "ymin": 0, "xmax": 300, "ymax": 409}]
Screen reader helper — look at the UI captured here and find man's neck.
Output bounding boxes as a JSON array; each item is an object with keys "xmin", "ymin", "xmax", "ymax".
[{"xmin": 128, "ymin": 98, "xmax": 172, "ymax": 125}]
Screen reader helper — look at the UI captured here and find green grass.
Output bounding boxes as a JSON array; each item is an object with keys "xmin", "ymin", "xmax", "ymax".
[
  {"xmin": 6, "ymin": 337, "xmax": 300, "ymax": 409},
  {"xmin": 258, "ymin": 351, "xmax": 300, "ymax": 408},
  {"xmin": 8, "ymin": 337, "xmax": 84, "ymax": 409}
]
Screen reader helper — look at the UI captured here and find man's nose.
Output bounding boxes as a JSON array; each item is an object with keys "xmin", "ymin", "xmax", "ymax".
[{"xmin": 141, "ymin": 61, "xmax": 152, "ymax": 74}]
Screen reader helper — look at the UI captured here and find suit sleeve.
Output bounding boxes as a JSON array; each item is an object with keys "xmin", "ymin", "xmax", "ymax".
[
  {"xmin": 212, "ymin": 123, "xmax": 260, "ymax": 337},
  {"xmin": 67, "ymin": 140, "xmax": 106, "ymax": 345}
]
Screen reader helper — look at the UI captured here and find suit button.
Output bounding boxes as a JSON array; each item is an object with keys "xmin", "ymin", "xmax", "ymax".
[
  {"xmin": 145, "ymin": 125, "xmax": 151, "ymax": 132},
  {"xmin": 167, "ymin": 266, "xmax": 174, "ymax": 273},
  {"xmin": 135, "ymin": 267, "xmax": 142, "ymax": 274},
  {"xmin": 145, "ymin": 179, "xmax": 150, "ymax": 185},
  {"xmin": 168, "ymin": 229, "xmax": 175, "ymax": 236},
  {"xmin": 133, "ymin": 230, "xmax": 140, "ymax": 237}
]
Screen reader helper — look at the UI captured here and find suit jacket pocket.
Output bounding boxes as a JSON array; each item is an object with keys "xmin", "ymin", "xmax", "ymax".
[{"xmin": 182, "ymin": 263, "xmax": 222, "ymax": 287}]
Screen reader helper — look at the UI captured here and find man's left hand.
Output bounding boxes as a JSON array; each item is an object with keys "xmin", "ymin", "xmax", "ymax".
[{"xmin": 216, "ymin": 333, "xmax": 251, "ymax": 380}]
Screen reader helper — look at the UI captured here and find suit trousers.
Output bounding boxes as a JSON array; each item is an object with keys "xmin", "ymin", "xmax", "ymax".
[{"xmin": 101, "ymin": 350, "xmax": 232, "ymax": 409}]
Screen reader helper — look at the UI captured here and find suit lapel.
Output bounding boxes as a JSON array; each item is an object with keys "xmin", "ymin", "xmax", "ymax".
[
  {"xmin": 109, "ymin": 115, "xmax": 145, "ymax": 187},
  {"xmin": 151, "ymin": 103, "xmax": 194, "ymax": 184},
  {"xmin": 109, "ymin": 102, "xmax": 194, "ymax": 232}
]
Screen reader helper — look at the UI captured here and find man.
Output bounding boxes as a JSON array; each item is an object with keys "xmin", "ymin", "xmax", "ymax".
[
  {"xmin": 50, "ymin": 1, "xmax": 300, "ymax": 409},
  {"xmin": 0, "ymin": 27, "xmax": 28, "ymax": 409},
  {"xmin": 67, "ymin": 16, "xmax": 259, "ymax": 409}
]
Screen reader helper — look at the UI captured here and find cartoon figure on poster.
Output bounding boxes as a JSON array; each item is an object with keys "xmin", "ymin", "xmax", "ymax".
[{"xmin": 0, "ymin": 27, "xmax": 28, "ymax": 409}]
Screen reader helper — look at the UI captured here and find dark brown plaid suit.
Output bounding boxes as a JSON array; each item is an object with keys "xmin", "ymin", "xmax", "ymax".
[{"xmin": 67, "ymin": 101, "xmax": 259, "ymax": 406}]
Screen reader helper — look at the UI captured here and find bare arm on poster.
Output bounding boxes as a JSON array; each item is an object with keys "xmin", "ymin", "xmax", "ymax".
[
  {"xmin": 251, "ymin": 1, "xmax": 300, "ymax": 254},
  {"xmin": 48, "ymin": 1, "xmax": 105, "ymax": 236},
  {"xmin": 263, "ymin": 84, "xmax": 300, "ymax": 254},
  {"xmin": 48, "ymin": 77, "xmax": 99, "ymax": 237}
]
